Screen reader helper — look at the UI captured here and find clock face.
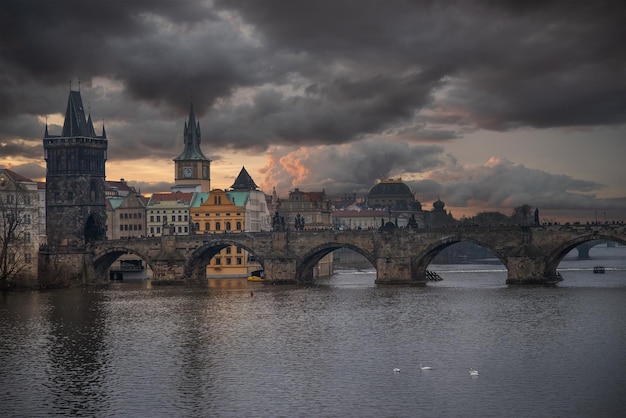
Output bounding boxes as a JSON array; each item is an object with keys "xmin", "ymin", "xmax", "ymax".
[{"xmin": 183, "ymin": 167, "xmax": 193, "ymax": 178}]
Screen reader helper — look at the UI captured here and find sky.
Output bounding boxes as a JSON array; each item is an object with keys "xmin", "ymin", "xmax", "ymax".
[{"xmin": 1, "ymin": 0, "xmax": 625, "ymax": 222}]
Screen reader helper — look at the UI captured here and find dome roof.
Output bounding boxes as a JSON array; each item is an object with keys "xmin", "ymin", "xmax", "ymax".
[{"xmin": 368, "ymin": 179, "xmax": 413, "ymax": 197}]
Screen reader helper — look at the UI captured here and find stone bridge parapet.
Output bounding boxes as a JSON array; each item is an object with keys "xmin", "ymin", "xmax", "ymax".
[{"xmin": 43, "ymin": 224, "xmax": 626, "ymax": 287}]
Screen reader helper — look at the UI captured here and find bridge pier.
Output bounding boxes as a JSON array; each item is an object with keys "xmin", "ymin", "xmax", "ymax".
[
  {"xmin": 375, "ymin": 256, "xmax": 427, "ymax": 285},
  {"xmin": 150, "ymin": 233, "xmax": 188, "ymax": 284},
  {"xmin": 263, "ymin": 257, "xmax": 298, "ymax": 285},
  {"xmin": 151, "ymin": 260, "xmax": 187, "ymax": 284},
  {"xmin": 505, "ymin": 254, "xmax": 561, "ymax": 285}
]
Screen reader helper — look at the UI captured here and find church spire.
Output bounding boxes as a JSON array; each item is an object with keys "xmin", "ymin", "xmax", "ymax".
[{"xmin": 174, "ymin": 101, "xmax": 210, "ymax": 161}]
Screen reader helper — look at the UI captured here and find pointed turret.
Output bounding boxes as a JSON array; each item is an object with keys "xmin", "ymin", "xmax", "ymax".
[
  {"xmin": 87, "ymin": 113, "xmax": 96, "ymax": 136},
  {"xmin": 230, "ymin": 166, "xmax": 259, "ymax": 191}
]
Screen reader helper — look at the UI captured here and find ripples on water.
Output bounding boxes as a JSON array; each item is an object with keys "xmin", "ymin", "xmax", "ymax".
[{"xmin": 1, "ymin": 246, "xmax": 625, "ymax": 417}]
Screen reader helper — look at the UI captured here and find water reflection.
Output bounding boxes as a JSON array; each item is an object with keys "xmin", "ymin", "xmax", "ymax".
[
  {"xmin": 1, "ymin": 246, "xmax": 625, "ymax": 417},
  {"xmin": 44, "ymin": 288, "xmax": 109, "ymax": 415}
]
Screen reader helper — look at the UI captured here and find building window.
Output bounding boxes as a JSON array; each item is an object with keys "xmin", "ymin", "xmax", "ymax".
[
  {"xmin": 236, "ymin": 247, "xmax": 242, "ymax": 254},
  {"xmin": 236, "ymin": 257, "xmax": 242, "ymax": 265},
  {"xmin": 226, "ymin": 257, "xmax": 232, "ymax": 265},
  {"xmin": 215, "ymin": 257, "xmax": 221, "ymax": 265},
  {"xmin": 215, "ymin": 222, "xmax": 221, "ymax": 231},
  {"xmin": 226, "ymin": 221, "xmax": 231, "ymax": 231},
  {"xmin": 236, "ymin": 221, "xmax": 242, "ymax": 230},
  {"xmin": 205, "ymin": 222, "xmax": 210, "ymax": 231},
  {"xmin": 226, "ymin": 247, "xmax": 231, "ymax": 254}
]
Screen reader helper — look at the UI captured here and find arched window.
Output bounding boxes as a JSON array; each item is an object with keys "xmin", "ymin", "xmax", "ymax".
[
  {"xmin": 205, "ymin": 222, "xmax": 210, "ymax": 231},
  {"xmin": 226, "ymin": 221, "xmax": 231, "ymax": 231},
  {"xmin": 236, "ymin": 221, "xmax": 242, "ymax": 230},
  {"xmin": 215, "ymin": 222, "xmax": 221, "ymax": 231}
]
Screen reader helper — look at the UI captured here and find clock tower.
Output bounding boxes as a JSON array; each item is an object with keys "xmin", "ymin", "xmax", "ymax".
[{"xmin": 173, "ymin": 102, "xmax": 211, "ymax": 192}]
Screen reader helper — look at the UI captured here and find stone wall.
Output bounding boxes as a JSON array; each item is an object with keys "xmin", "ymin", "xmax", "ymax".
[{"xmin": 38, "ymin": 251, "xmax": 94, "ymax": 289}]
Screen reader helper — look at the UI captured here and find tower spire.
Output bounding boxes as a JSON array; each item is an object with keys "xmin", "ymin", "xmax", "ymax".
[{"xmin": 174, "ymin": 101, "xmax": 209, "ymax": 161}]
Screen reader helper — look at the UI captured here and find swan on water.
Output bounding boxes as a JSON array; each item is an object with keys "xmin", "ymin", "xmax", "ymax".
[
  {"xmin": 420, "ymin": 363, "xmax": 432, "ymax": 370},
  {"xmin": 393, "ymin": 368, "xmax": 401, "ymax": 372},
  {"xmin": 469, "ymin": 368, "xmax": 479, "ymax": 376}
]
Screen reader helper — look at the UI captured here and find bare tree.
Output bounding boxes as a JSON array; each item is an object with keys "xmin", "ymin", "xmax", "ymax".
[{"xmin": 511, "ymin": 204, "xmax": 534, "ymax": 225}]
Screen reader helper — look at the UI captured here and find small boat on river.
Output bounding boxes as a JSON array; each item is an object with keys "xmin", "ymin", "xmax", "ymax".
[
  {"xmin": 247, "ymin": 269, "xmax": 264, "ymax": 282},
  {"xmin": 593, "ymin": 266, "xmax": 605, "ymax": 274}
]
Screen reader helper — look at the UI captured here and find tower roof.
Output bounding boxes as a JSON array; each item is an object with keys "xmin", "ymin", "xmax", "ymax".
[
  {"xmin": 174, "ymin": 102, "xmax": 210, "ymax": 161},
  {"xmin": 230, "ymin": 166, "xmax": 258, "ymax": 191},
  {"xmin": 45, "ymin": 90, "xmax": 105, "ymax": 139}
]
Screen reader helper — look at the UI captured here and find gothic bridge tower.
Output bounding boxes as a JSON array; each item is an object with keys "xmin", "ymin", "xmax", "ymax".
[{"xmin": 43, "ymin": 89, "xmax": 108, "ymax": 249}]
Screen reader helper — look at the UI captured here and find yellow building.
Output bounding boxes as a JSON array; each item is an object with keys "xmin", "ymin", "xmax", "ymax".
[
  {"xmin": 193, "ymin": 189, "xmax": 245, "ymax": 234},
  {"xmin": 191, "ymin": 188, "xmax": 262, "ymax": 278}
]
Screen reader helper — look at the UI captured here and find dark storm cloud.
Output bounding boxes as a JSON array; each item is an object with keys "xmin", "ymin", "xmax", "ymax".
[
  {"xmin": 2, "ymin": 1, "xmax": 621, "ymax": 132},
  {"xmin": 1, "ymin": 0, "xmax": 624, "ymax": 215}
]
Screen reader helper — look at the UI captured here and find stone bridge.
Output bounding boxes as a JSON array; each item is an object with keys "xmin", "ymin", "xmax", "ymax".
[{"xmin": 77, "ymin": 223, "xmax": 626, "ymax": 286}]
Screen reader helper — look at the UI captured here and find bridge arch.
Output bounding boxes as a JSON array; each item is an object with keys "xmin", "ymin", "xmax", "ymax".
[
  {"xmin": 545, "ymin": 233, "xmax": 626, "ymax": 276},
  {"xmin": 185, "ymin": 239, "xmax": 264, "ymax": 281},
  {"xmin": 296, "ymin": 243, "xmax": 376, "ymax": 283},
  {"xmin": 92, "ymin": 246, "xmax": 154, "ymax": 280},
  {"xmin": 413, "ymin": 236, "xmax": 508, "ymax": 274}
]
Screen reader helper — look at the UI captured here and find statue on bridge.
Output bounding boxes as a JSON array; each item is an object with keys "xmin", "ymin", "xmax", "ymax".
[
  {"xmin": 272, "ymin": 211, "xmax": 286, "ymax": 232},
  {"xmin": 294, "ymin": 213, "xmax": 305, "ymax": 231}
]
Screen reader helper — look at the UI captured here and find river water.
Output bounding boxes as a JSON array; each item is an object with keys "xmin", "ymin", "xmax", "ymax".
[{"xmin": 1, "ymin": 246, "xmax": 625, "ymax": 417}]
